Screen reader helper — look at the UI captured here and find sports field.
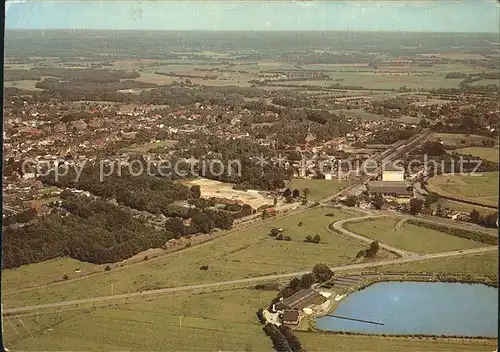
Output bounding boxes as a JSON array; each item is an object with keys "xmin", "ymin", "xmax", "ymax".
[
  {"xmin": 426, "ymin": 172, "xmax": 499, "ymax": 207},
  {"xmin": 344, "ymin": 217, "xmax": 486, "ymax": 254},
  {"xmin": 2, "ymin": 207, "xmax": 365, "ymax": 308}
]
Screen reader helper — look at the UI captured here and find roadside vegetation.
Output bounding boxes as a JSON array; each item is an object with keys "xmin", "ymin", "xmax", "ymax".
[{"xmin": 344, "ymin": 217, "xmax": 486, "ymax": 254}]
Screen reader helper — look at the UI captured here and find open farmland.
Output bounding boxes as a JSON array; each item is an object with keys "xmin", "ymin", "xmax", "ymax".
[
  {"xmin": 288, "ymin": 178, "xmax": 348, "ymax": 200},
  {"xmin": 453, "ymin": 147, "xmax": 499, "ymax": 163},
  {"xmin": 470, "ymin": 79, "xmax": 500, "ymax": 86},
  {"xmin": 331, "ymin": 108, "xmax": 420, "ymax": 123},
  {"xmin": 377, "ymin": 251, "xmax": 498, "ymax": 276},
  {"xmin": 297, "ymin": 332, "xmax": 497, "ymax": 352},
  {"xmin": 2, "ymin": 257, "xmax": 103, "ymax": 294},
  {"xmin": 3, "ymin": 288, "xmax": 275, "ymax": 351},
  {"xmin": 432, "ymin": 133, "xmax": 492, "ymax": 149},
  {"xmin": 267, "ymin": 72, "xmax": 463, "ymax": 90},
  {"xmin": 4, "ymin": 79, "xmax": 44, "ymax": 91},
  {"xmin": 2, "ymin": 207, "xmax": 366, "ymax": 308},
  {"xmin": 344, "ymin": 217, "xmax": 486, "ymax": 254},
  {"xmin": 5, "ymin": 284, "xmax": 496, "ymax": 352},
  {"xmin": 426, "ymin": 172, "xmax": 499, "ymax": 207}
]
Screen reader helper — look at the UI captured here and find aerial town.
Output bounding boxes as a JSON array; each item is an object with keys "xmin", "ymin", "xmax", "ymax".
[{"xmin": 2, "ymin": 2, "xmax": 499, "ymax": 352}]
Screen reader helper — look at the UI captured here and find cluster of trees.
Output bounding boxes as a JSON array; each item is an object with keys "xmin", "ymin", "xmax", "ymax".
[
  {"xmin": 3, "ymin": 208, "xmax": 38, "ymax": 225},
  {"xmin": 408, "ymin": 198, "xmax": 425, "ymax": 215},
  {"xmin": 356, "ymin": 240, "xmax": 380, "ymax": 259},
  {"xmin": 364, "ymin": 128, "xmax": 419, "ymax": 145},
  {"xmin": 278, "ymin": 264, "xmax": 334, "ymax": 299},
  {"xmin": 445, "ymin": 72, "xmax": 469, "ymax": 79},
  {"xmin": 154, "ymin": 71, "xmax": 217, "ymax": 80},
  {"xmin": 2, "ymin": 196, "xmax": 170, "ymax": 268},
  {"xmin": 469, "ymin": 209, "xmax": 498, "ymax": 229},
  {"xmin": 420, "ymin": 141, "xmax": 447, "ymax": 156},
  {"xmin": 342, "ymin": 195, "xmax": 359, "ymax": 207},
  {"xmin": 371, "ymin": 194, "xmax": 385, "ymax": 210},
  {"xmin": 5, "ymin": 68, "xmax": 140, "ymax": 82},
  {"xmin": 429, "ymin": 85, "xmax": 499, "ymax": 96},
  {"xmin": 35, "ymin": 77, "xmax": 156, "ymax": 93},
  {"xmin": 262, "ymin": 324, "xmax": 302, "ymax": 352},
  {"xmin": 407, "ymin": 219, "xmax": 497, "ymax": 246},
  {"xmin": 61, "ymin": 111, "xmax": 95, "ymax": 123},
  {"xmin": 176, "ymin": 135, "xmax": 287, "ymax": 190},
  {"xmin": 410, "ymin": 151, "xmax": 498, "ymax": 176},
  {"xmin": 39, "ymin": 162, "xmax": 194, "ymax": 216},
  {"xmin": 268, "ymin": 228, "xmax": 291, "ymax": 241},
  {"xmin": 164, "ymin": 208, "xmax": 235, "ymax": 237},
  {"xmin": 432, "ymin": 119, "xmax": 498, "ymax": 139},
  {"xmin": 304, "ymin": 235, "xmax": 321, "ymax": 244}
]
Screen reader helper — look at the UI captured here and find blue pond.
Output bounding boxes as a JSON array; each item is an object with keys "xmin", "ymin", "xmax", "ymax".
[{"xmin": 315, "ymin": 282, "xmax": 498, "ymax": 337}]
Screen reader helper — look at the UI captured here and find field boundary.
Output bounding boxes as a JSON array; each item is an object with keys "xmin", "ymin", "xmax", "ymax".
[{"xmin": 423, "ymin": 181, "xmax": 498, "ymax": 210}]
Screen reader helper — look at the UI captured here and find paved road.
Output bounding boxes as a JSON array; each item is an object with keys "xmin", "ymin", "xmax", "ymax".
[
  {"xmin": 3, "ymin": 202, "xmax": 316, "ymax": 296},
  {"xmin": 331, "ymin": 215, "xmax": 418, "ymax": 257},
  {"xmin": 416, "ymin": 214, "xmax": 498, "ymax": 237},
  {"xmin": 372, "ymin": 210, "xmax": 498, "ymax": 237},
  {"xmin": 3, "ymin": 246, "xmax": 496, "ymax": 315}
]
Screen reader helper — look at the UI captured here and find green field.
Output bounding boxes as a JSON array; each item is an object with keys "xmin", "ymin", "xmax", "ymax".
[
  {"xmin": 378, "ymin": 252, "xmax": 498, "ymax": 276},
  {"xmin": 345, "ymin": 217, "xmax": 485, "ymax": 254},
  {"xmin": 2, "ymin": 257, "xmax": 103, "ymax": 294},
  {"xmin": 426, "ymin": 172, "xmax": 499, "ymax": 207},
  {"xmin": 434, "ymin": 199, "xmax": 496, "ymax": 217},
  {"xmin": 433, "ymin": 133, "xmax": 491, "ymax": 149},
  {"xmin": 3, "ymin": 288, "xmax": 275, "ymax": 351},
  {"xmin": 470, "ymin": 79, "xmax": 500, "ymax": 86},
  {"xmin": 269, "ymin": 72, "xmax": 463, "ymax": 90},
  {"xmin": 4, "ymin": 79, "xmax": 44, "ymax": 91},
  {"xmin": 454, "ymin": 147, "xmax": 499, "ymax": 163},
  {"xmin": 3, "ymin": 207, "xmax": 365, "ymax": 308},
  {"xmin": 288, "ymin": 178, "xmax": 348, "ymax": 200},
  {"xmin": 121, "ymin": 140, "xmax": 178, "ymax": 153},
  {"xmin": 7, "ymin": 285, "xmax": 495, "ymax": 352},
  {"xmin": 297, "ymin": 332, "xmax": 497, "ymax": 352}
]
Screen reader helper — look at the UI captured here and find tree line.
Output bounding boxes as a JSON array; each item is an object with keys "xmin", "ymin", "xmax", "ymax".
[
  {"xmin": 39, "ymin": 162, "xmax": 194, "ymax": 216},
  {"xmin": 2, "ymin": 195, "xmax": 170, "ymax": 268}
]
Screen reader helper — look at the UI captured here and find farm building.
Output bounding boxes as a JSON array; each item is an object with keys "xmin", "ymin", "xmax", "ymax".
[
  {"xmin": 367, "ymin": 181, "xmax": 413, "ymax": 198},
  {"xmin": 273, "ymin": 288, "xmax": 326, "ymax": 311},
  {"xmin": 281, "ymin": 310, "xmax": 301, "ymax": 326}
]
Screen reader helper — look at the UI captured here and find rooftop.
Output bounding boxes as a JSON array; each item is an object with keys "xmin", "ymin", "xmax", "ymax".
[
  {"xmin": 275, "ymin": 288, "xmax": 326, "ymax": 311},
  {"xmin": 367, "ymin": 181, "xmax": 413, "ymax": 196}
]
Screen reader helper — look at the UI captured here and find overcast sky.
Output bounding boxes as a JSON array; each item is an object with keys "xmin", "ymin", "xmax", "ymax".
[{"xmin": 5, "ymin": 1, "xmax": 500, "ymax": 32}]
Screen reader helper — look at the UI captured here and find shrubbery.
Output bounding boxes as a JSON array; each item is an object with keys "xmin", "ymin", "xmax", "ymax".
[{"xmin": 407, "ymin": 220, "xmax": 497, "ymax": 245}]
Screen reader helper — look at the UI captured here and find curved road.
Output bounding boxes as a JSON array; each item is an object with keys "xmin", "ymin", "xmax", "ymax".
[
  {"xmin": 331, "ymin": 215, "xmax": 418, "ymax": 257},
  {"xmin": 3, "ymin": 246, "xmax": 496, "ymax": 315}
]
